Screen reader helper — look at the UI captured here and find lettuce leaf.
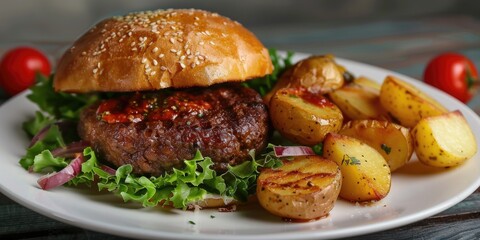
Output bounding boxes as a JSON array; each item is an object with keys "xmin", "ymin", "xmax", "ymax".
[
  {"xmin": 243, "ymin": 49, "xmax": 294, "ymax": 96},
  {"xmin": 27, "ymin": 74, "xmax": 99, "ymax": 120},
  {"xmin": 24, "ymin": 146, "xmax": 282, "ymax": 209}
]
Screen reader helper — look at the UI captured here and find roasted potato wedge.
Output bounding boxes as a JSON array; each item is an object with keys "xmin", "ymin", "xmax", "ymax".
[
  {"xmin": 264, "ymin": 55, "xmax": 346, "ymax": 105},
  {"xmin": 379, "ymin": 75, "xmax": 448, "ymax": 127},
  {"xmin": 339, "ymin": 120, "xmax": 413, "ymax": 172},
  {"xmin": 352, "ymin": 76, "xmax": 381, "ymax": 94},
  {"xmin": 328, "ymin": 85, "xmax": 389, "ymax": 121},
  {"xmin": 412, "ymin": 110, "xmax": 477, "ymax": 167},
  {"xmin": 257, "ymin": 155, "xmax": 342, "ymax": 220},
  {"xmin": 270, "ymin": 88, "xmax": 343, "ymax": 145},
  {"xmin": 323, "ymin": 133, "xmax": 391, "ymax": 202}
]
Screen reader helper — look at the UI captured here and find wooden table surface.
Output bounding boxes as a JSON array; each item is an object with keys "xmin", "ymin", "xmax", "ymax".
[{"xmin": 1, "ymin": 15, "xmax": 480, "ymax": 240}]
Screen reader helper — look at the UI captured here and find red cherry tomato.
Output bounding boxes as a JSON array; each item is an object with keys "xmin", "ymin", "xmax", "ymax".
[
  {"xmin": 0, "ymin": 46, "xmax": 51, "ymax": 96},
  {"xmin": 423, "ymin": 52, "xmax": 478, "ymax": 103}
]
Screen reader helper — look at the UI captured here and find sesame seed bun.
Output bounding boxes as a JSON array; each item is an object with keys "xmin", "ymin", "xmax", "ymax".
[{"xmin": 53, "ymin": 9, "xmax": 273, "ymax": 93}]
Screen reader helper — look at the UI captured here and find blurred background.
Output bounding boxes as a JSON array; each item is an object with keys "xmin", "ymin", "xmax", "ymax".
[
  {"xmin": 2, "ymin": 0, "xmax": 480, "ymax": 108},
  {"xmin": 1, "ymin": 0, "xmax": 480, "ymax": 79}
]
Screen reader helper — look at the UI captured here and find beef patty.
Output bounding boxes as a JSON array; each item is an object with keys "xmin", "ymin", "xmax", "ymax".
[{"xmin": 78, "ymin": 83, "xmax": 270, "ymax": 176}]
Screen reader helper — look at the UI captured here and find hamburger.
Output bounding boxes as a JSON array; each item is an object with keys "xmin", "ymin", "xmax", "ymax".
[{"xmin": 52, "ymin": 8, "xmax": 274, "ymax": 178}]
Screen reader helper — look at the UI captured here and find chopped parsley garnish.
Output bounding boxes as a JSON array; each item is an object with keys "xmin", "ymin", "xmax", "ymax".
[
  {"xmin": 189, "ymin": 221, "xmax": 196, "ymax": 225},
  {"xmin": 341, "ymin": 154, "xmax": 361, "ymax": 166},
  {"xmin": 312, "ymin": 143, "xmax": 323, "ymax": 155},
  {"xmin": 381, "ymin": 144, "xmax": 392, "ymax": 155}
]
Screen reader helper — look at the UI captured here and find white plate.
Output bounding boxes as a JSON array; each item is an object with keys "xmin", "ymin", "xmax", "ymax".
[{"xmin": 1, "ymin": 53, "xmax": 480, "ymax": 240}]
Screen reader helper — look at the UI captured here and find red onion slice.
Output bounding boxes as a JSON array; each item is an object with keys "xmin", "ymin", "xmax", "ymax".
[
  {"xmin": 100, "ymin": 165, "xmax": 117, "ymax": 175},
  {"xmin": 29, "ymin": 125, "xmax": 51, "ymax": 147},
  {"xmin": 51, "ymin": 141, "xmax": 89, "ymax": 157},
  {"xmin": 273, "ymin": 146, "xmax": 315, "ymax": 157},
  {"xmin": 29, "ymin": 121, "xmax": 76, "ymax": 147},
  {"xmin": 37, "ymin": 154, "xmax": 84, "ymax": 190}
]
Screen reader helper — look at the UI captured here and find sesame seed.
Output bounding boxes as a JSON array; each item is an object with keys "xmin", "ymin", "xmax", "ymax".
[
  {"xmin": 180, "ymin": 62, "xmax": 186, "ymax": 69},
  {"xmin": 191, "ymin": 63, "xmax": 196, "ymax": 68},
  {"xmin": 209, "ymin": 41, "xmax": 215, "ymax": 46},
  {"xmin": 170, "ymin": 49, "xmax": 177, "ymax": 53},
  {"xmin": 152, "ymin": 47, "xmax": 159, "ymax": 53},
  {"xmin": 150, "ymin": 71, "xmax": 156, "ymax": 76},
  {"xmin": 160, "ymin": 66, "xmax": 167, "ymax": 71},
  {"xmin": 198, "ymin": 55, "xmax": 205, "ymax": 60},
  {"xmin": 170, "ymin": 38, "xmax": 175, "ymax": 44},
  {"xmin": 131, "ymin": 42, "xmax": 136, "ymax": 46},
  {"xmin": 194, "ymin": 22, "xmax": 199, "ymax": 26},
  {"xmin": 81, "ymin": 51, "xmax": 87, "ymax": 56},
  {"xmin": 132, "ymin": 47, "xmax": 138, "ymax": 51},
  {"xmin": 199, "ymin": 41, "xmax": 204, "ymax": 45},
  {"xmin": 141, "ymin": 58, "xmax": 147, "ymax": 63},
  {"xmin": 221, "ymin": 33, "xmax": 228, "ymax": 37},
  {"xmin": 97, "ymin": 63, "xmax": 101, "ymax": 68},
  {"xmin": 128, "ymin": 32, "xmax": 133, "ymax": 36},
  {"xmin": 194, "ymin": 16, "xmax": 200, "ymax": 20},
  {"xmin": 186, "ymin": 49, "xmax": 191, "ymax": 55},
  {"xmin": 93, "ymin": 68, "xmax": 98, "ymax": 74},
  {"xmin": 205, "ymin": 30, "xmax": 211, "ymax": 36},
  {"xmin": 180, "ymin": 55, "xmax": 185, "ymax": 60},
  {"xmin": 153, "ymin": 59, "xmax": 158, "ymax": 66},
  {"xmin": 159, "ymin": 54, "xmax": 165, "ymax": 58}
]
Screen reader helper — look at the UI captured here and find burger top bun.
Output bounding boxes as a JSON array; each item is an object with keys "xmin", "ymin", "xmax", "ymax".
[{"xmin": 54, "ymin": 9, "xmax": 273, "ymax": 93}]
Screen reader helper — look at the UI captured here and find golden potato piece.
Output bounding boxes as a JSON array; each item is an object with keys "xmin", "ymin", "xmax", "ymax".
[
  {"xmin": 379, "ymin": 75, "xmax": 447, "ymax": 127},
  {"xmin": 412, "ymin": 110, "xmax": 477, "ymax": 167},
  {"xmin": 270, "ymin": 88, "xmax": 343, "ymax": 145},
  {"xmin": 328, "ymin": 85, "xmax": 389, "ymax": 121},
  {"xmin": 352, "ymin": 76, "xmax": 381, "ymax": 94},
  {"xmin": 264, "ymin": 55, "xmax": 345, "ymax": 105},
  {"xmin": 323, "ymin": 133, "xmax": 391, "ymax": 202},
  {"xmin": 339, "ymin": 120, "xmax": 413, "ymax": 172},
  {"xmin": 257, "ymin": 155, "xmax": 342, "ymax": 220}
]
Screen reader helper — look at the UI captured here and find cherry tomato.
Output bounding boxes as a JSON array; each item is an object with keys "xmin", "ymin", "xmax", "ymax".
[
  {"xmin": 423, "ymin": 52, "xmax": 478, "ymax": 103},
  {"xmin": 0, "ymin": 46, "xmax": 51, "ymax": 96}
]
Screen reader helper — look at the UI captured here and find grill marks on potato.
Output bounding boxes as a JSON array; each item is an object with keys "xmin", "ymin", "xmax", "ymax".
[
  {"xmin": 256, "ymin": 156, "xmax": 342, "ymax": 220},
  {"xmin": 259, "ymin": 169, "xmax": 337, "ymax": 192}
]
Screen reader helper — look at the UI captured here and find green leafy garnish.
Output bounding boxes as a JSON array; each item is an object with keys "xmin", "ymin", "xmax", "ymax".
[
  {"xmin": 19, "ymin": 124, "xmax": 66, "ymax": 170},
  {"xmin": 312, "ymin": 143, "xmax": 323, "ymax": 155},
  {"xmin": 22, "ymin": 111, "xmax": 55, "ymax": 137},
  {"xmin": 243, "ymin": 48, "xmax": 294, "ymax": 96},
  {"xmin": 341, "ymin": 154, "xmax": 361, "ymax": 166},
  {"xmin": 27, "ymin": 74, "xmax": 99, "ymax": 120},
  {"xmin": 22, "ymin": 144, "xmax": 283, "ymax": 209},
  {"xmin": 381, "ymin": 144, "xmax": 392, "ymax": 155}
]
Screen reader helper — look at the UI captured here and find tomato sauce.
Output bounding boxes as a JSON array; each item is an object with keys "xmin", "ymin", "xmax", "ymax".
[
  {"xmin": 283, "ymin": 88, "xmax": 334, "ymax": 108},
  {"xmin": 96, "ymin": 92, "xmax": 212, "ymax": 123}
]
